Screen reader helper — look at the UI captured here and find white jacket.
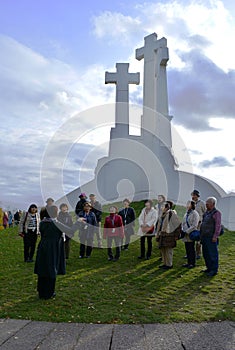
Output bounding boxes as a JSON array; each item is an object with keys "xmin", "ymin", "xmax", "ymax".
[{"xmin": 138, "ymin": 207, "xmax": 158, "ymax": 236}]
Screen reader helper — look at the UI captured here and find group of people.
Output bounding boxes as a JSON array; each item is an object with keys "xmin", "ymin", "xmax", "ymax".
[
  {"xmin": 17, "ymin": 190, "xmax": 222, "ymax": 299},
  {"xmin": 1, "ymin": 210, "xmax": 14, "ymax": 229},
  {"xmin": 1, "ymin": 209, "xmax": 24, "ymax": 229}
]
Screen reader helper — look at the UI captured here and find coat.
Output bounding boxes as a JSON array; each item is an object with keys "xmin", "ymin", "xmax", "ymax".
[
  {"xmin": 181, "ymin": 210, "xmax": 200, "ymax": 242},
  {"xmin": 118, "ymin": 207, "xmax": 136, "ymax": 235},
  {"xmin": 3, "ymin": 213, "xmax": 8, "ymax": 226},
  {"xmin": 58, "ymin": 211, "xmax": 73, "ymax": 240},
  {"xmin": 195, "ymin": 199, "xmax": 206, "ymax": 222},
  {"xmin": 137, "ymin": 207, "xmax": 158, "ymax": 236},
  {"xmin": 156, "ymin": 210, "xmax": 181, "ymax": 248},
  {"xmin": 19, "ymin": 211, "xmax": 40, "ymax": 234},
  {"xmin": 34, "ymin": 219, "xmax": 66, "ymax": 279},
  {"xmin": 75, "ymin": 198, "xmax": 87, "ymax": 216},
  {"xmin": 77, "ymin": 210, "xmax": 97, "ymax": 238},
  {"xmin": 90, "ymin": 201, "xmax": 102, "ymax": 223},
  {"xmin": 103, "ymin": 214, "xmax": 125, "ymax": 239}
]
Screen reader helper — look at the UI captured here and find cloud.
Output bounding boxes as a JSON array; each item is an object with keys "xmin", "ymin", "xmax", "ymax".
[
  {"xmin": 0, "ymin": 35, "xmax": 115, "ymax": 208},
  {"xmin": 168, "ymin": 50, "xmax": 235, "ymax": 130},
  {"xmin": 92, "ymin": 11, "xmax": 142, "ymax": 45},
  {"xmin": 91, "ymin": 1, "xmax": 235, "ymax": 131},
  {"xmin": 2, "ymin": 1, "xmax": 235, "ymax": 207},
  {"xmin": 199, "ymin": 156, "xmax": 234, "ymax": 168}
]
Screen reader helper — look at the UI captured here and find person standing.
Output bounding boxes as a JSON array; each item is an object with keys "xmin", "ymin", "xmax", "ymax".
[
  {"xmin": 34, "ymin": 206, "xmax": 66, "ymax": 299},
  {"xmin": 75, "ymin": 193, "xmax": 87, "ymax": 216},
  {"xmin": 3, "ymin": 211, "xmax": 8, "ymax": 229},
  {"xmin": 138, "ymin": 200, "xmax": 158, "ymax": 260},
  {"xmin": 19, "ymin": 204, "xmax": 40, "ymax": 262},
  {"xmin": 181, "ymin": 201, "xmax": 200, "ymax": 268},
  {"xmin": 156, "ymin": 201, "xmax": 181, "ymax": 269},
  {"xmin": 58, "ymin": 203, "xmax": 73, "ymax": 259},
  {"xmin": 103, "ymin": 206, "xmax": 124, "ymax": 261},
  {"xmin": 8, "ymin": 211, "xmax": 13, "ymax": 228},
  {"xmin": 77, "ymin": 202, "xmax": 97, "ymax": 258},
  {"xmin": 200, "ymin": 197, "xmax": 221, "ymax": 277},
  {"xmin": 46, "ymin": 198, "xmax": 55, "ymax": 207},
  {"xmin": 191, "ymin": 190, "xmax": 206, "ymax": 259},
  {"xmin": 118, "ymin": 199, "xmax": 136, "ymax": 250},
  {"xmin": 89, "ymin": 194, "xmax": 103, "ymax": 248},
  {"xmin": 14, "ymin": 210, "xmax": 22, "ymax": 226},
  {"xmin": 155, "ymin": 195, "xmax": 166, "ymax": 219}
]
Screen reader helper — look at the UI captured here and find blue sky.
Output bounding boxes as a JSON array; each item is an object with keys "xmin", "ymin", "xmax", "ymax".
[{"xmin": 0, "ymin": 0, "xmax": 235, "ymax": 209}]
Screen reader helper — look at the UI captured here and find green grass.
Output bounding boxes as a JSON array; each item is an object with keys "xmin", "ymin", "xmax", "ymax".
[{"xmin": 0, "ymin": 203, "xmax": 234, "ymax": 324}]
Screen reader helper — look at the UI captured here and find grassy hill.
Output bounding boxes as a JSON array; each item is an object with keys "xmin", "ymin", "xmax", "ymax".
[{"xmin": 0, "ymin": 203, "xmax": 234, "ymax": 324}]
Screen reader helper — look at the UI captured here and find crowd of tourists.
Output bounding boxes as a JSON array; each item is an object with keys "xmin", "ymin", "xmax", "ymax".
[
  {"xmin": 1, "ymin": 209, "xmax": 23, "ymax": 228},
  {"xmin": 16, "ymin": 190, "xmax": 222, "ymax": 299}
]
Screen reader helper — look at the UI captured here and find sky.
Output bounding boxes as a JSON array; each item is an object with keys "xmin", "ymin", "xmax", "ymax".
[{"xmin": 0, "ymin": 0, "xmax": 235, "ymax": 209}]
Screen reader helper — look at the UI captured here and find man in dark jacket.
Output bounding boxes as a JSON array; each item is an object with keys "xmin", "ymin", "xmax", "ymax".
[
  {"xmin": 200, "ymin": 197, "xmax": 221, "ymax": 277},
  {"xmin": 75, "ymin": 193, "xmax": 87, "ymax": 216},
  {"xmin": 89, "ymin": 194, "xmax": 103, "ymax": 248},
  {"xmin": 118, "ymin": 199, "xmax": 136, "ymax": 250},
  {"xmin": 58, "ymin": 203, "xmax": 73, "ymax": 259},
  {"xmin": 77, "ymin": 202, "xmax": 97, "ymax": 258}
]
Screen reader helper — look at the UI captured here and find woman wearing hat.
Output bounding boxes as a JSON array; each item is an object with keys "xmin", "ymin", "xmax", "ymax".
[
  {"xmin": 77, "ymin": 201, "xmax": 97, "ymax": 258},
  {"xmin": 19, "ymin": 204, "xmax": 40, "ymax": 262}
]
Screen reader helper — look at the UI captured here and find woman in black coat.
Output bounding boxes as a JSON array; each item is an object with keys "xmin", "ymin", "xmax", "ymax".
[{"xmin": 34, "ymin": 206, "xmax": 70, "ymax": 299}]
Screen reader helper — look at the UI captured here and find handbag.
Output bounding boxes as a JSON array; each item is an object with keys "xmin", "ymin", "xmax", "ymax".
[{"xmin": 189, "ymin": 230, "xmax": 200, "ymax": 241}]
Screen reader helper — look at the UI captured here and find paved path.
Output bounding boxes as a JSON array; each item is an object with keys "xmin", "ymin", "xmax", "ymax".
[{"xmin": 0, "ymin": 319, "xmax": 234, "ymax": 349}]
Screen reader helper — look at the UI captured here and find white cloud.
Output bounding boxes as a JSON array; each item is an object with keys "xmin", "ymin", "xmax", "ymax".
[
  {"xmin": 92, "ymin": 11, "xmax": 141, "ymax": 44},
  {"xmin": 2, "ymin": 0, "xmax": 235, "ymax": 207},
  {"xmin": 92, "ymin": 0, "xmax": 235, "ymax": 71},
  {"xmin": 0, "ymin": 35, "xmax": 115, "ymax": 208}
]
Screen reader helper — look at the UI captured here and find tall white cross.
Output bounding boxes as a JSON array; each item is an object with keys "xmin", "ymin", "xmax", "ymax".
[
  {"xmin": 105, "ymin": 63, "xmax": 140, "ymax": 134},
  {"xmin": 136, "ymin": 33, "xmax": 172, "ymax": 148}
]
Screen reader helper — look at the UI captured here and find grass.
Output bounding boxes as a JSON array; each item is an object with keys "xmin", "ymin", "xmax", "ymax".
[{"xmin": 0, "ymin": 203, "xmax": 234, "ymax": 324}]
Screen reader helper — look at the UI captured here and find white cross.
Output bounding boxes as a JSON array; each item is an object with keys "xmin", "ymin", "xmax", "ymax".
[{"xmin": 105, "ymin": 63, "xmax": 140, "ymax": 131}]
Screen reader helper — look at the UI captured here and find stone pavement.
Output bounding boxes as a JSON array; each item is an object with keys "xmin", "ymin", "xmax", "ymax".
[{"xmin": 0, "ymin": 319, "xmax": 234, "ymax": 350}]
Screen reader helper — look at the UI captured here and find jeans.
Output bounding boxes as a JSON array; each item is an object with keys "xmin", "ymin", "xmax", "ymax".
[
  {"xmin": 79, "ymin": 231, "xmax": 94, "ymax": 257},
  {"xmin": 201, "ymin": 236, "xmax": 219, "ymax": 273}
]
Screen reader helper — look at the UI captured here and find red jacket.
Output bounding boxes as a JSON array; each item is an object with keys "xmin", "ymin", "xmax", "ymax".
[{"xmin": 103, "ymin": 214, "xmax": 124, "ymax": 239}]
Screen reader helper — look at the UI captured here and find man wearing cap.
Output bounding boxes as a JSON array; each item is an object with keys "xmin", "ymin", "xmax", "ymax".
[
  {"xmin": 46, "ymin": 198, "xmax": 55, "ymax": 207},
  {"xmin": 191, "ymin": 190, "xmax": 206, "ymax": 259},
  {"xmin": 75, "ymin": 193, "xmax": 87, "ymax": 216}
]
